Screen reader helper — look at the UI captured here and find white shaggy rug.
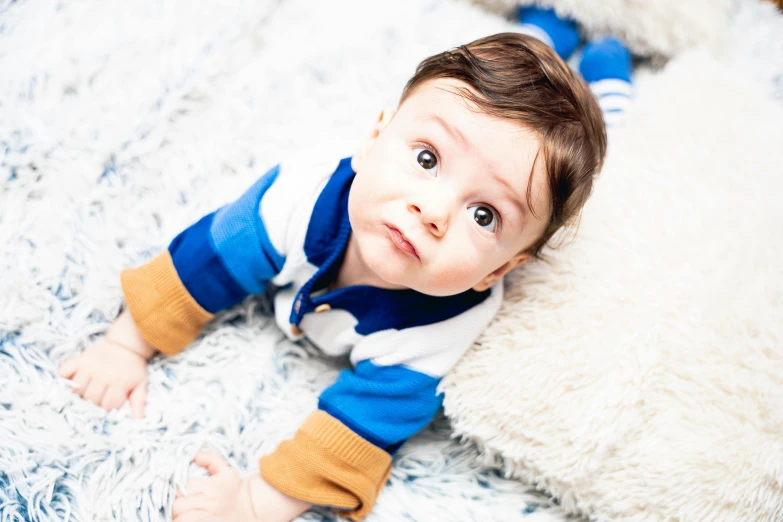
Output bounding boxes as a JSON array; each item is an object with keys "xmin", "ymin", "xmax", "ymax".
[
  {"xmin": 0, "ymin": 1, "xmax": 571, "ymax": 521},
  {"xmin": 1, "ymin": 1, "xmax": 782, "ymax": 522}
]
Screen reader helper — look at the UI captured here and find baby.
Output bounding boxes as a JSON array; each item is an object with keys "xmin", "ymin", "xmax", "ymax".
[{"xmin": 58, "ymin": 33, "xmax": 606, "ymax": 522}]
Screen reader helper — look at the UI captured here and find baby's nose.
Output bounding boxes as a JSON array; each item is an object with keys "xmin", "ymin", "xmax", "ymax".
[{"xmin": 408, "ymin": 202, "xmax": 448, "ymax": 237}]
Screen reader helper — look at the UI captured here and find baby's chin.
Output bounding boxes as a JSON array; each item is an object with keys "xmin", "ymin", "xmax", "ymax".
[
  {"xmin": 406, "ymin": 270, "xmax": 486, "ymax": 297},
  {"xmin": 412, "ymin": 278, "xmax": 479, "ymax": 297},
  {"xmin": 360, "ymin": 253, "xmax": 413, "ymax": 290},
  {"xmin": 364, "ymin": 255, "xmax": 474, "ymax": 297}
]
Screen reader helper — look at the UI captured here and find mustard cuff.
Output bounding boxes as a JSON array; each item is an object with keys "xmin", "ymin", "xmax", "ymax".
[
  {"xmin": 120, "ymin": 250, "xmax": 214, "ymax": 355},
  {"xmin": 259, "ymin": 410, "xmax": 392, "ymax": 521}
]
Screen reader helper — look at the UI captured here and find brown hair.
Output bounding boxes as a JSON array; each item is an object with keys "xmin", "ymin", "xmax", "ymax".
[{"xmin": 399, "ymin": 32, "xmax": 607, "ymax": 256}]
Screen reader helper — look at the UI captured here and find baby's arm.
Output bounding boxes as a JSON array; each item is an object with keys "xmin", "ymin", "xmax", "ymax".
[{"xmin": 59, "ymin": 164, "xmax": 289, "ymax": 417}]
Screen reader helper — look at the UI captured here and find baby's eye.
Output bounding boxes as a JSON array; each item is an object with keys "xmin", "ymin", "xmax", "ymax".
[
  {"xmin": 467, "ymin": 205, "xmax": 498, "ymax": 233},
  {"xmin": 415, "ymin": 148, "xmax": 438, "ymax": 174}
]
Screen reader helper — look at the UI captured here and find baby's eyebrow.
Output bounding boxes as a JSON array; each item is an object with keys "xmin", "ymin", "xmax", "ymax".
[
  {"xmin": 492, "ymin": 171, "xmax": 527, "ymax": 223},
  {"xmin": 423, "ymin": 114, "xmax": 471, "ymax": 150}
]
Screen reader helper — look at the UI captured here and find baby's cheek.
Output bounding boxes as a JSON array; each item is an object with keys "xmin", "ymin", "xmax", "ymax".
[{"xmin": 426, "ymin": 256, "xmax": 485, "ymax": 294}]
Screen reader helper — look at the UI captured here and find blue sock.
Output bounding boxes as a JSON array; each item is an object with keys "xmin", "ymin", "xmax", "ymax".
[
  {"xmin": 579, "ymin": 36, "xmax": 632, "ymax": 83},
  {"xmin": 516, "ymin": 6, "xmax": 581, "ymax": 61},
  {"xmin": 579, "ymin": 37, "xmax": 633, "ymax": 127}
]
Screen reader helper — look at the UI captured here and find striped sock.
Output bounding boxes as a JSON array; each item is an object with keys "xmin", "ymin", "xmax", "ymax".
[
  {"xmin": 579, "ymin": 37, "xmax": 633, "ymax": 127},
  {"xmin": 516, "ymin": 6, "xmax": 580, "ymax": 61}
]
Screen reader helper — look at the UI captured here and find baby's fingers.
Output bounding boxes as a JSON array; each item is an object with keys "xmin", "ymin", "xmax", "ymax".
[
  {"xmin": 193, "ymin": 452, "xmax": 229, "ymax": 476},
  {"xmin": 58, "ymin": 356, "xmax": 80, "ymax": 380},
  {"xmin": 172, "ymin": 511, "xmax": 206, "ymax": 522},
  {"xmin": 83, "ymin": 379, "xmax": 108, "ymax": 405},
  {"xmin": 172, "ymin": 491, "xmax": 206, "ymax": 518},
  {"xmin": 129, "ymin": 382, "xmax": 147, "ymax": 419},
  {"xmin": 100, "ymin": 386, "xmax": 128, "ymax": 411},
  {"xmin": 71, "ymin": 372, "xmax": 91, "ymax": 397}
]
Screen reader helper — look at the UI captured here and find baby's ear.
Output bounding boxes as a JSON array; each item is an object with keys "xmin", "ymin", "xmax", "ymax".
[
  {"xmin": 352, "ymin": 108, "xmax": 396, "ymax": 172},
  {"xmin": 472, "ymin": 251, "xmax": 532, "ymax": 292}
]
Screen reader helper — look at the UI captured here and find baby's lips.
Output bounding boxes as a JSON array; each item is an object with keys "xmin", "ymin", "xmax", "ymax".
[{"xmin": 386, "ymin": 225, "xmax": 419, "ymax": 259}]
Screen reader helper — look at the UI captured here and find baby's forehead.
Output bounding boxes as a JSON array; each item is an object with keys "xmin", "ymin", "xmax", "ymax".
[
  {"xmin": 398, "ymin": 78, "xmax": 479, "ymax": 114},
  {"xmin": 399, "ymin": 82, "xmax": 550, "ymax": 216},
  {"xmin": 400, "ymin": 79, "xmax": 535, "ymax": 137}
]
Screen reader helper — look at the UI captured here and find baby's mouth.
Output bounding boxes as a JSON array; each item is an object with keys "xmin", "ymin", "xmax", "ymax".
[{"xmin": 386, "ymin": 225, "xmax": 419, "ymax": 260}]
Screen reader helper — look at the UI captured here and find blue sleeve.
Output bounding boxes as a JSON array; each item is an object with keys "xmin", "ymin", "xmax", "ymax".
[
  {"xmin": 317, "ymin": 360, "xmax": 444, "ymax": 454},
  {"xmin": 168, "ymin": 164, "xmax": 286, "ymax": 313}
]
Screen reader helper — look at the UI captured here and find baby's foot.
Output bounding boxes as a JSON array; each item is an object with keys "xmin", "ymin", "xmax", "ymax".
[
  {"xmin": 579, "ymin": 37, "xmax": 633, "ymax": 128},
  {"xmin": 516, "ymin": 6, "xmax": 581, "ymax": 61}
]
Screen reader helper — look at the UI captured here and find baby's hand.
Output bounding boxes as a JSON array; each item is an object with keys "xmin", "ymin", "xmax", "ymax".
[
  {"xmin": 173, "ymin": 453, "xmax": 312, "ymax": 522},
  {"xmin": 58, "ymin": 336, "xmax": 149, "ymax": 418}
]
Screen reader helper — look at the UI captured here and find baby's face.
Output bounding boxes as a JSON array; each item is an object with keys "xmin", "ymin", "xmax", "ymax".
[{"xmin": 349, "ymin": 78, "xmax": 550, "ymax": 296}]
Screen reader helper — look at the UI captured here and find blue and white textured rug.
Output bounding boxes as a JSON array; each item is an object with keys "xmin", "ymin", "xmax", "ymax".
[
  {"xmin": 2, "ymin": 0, "xmax": 782, "ymax": 521},
  {"xmin": 0, "ymin": 0, "xmax": 565, "ymax": 521}
]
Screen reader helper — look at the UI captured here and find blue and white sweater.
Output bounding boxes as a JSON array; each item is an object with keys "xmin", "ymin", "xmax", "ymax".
[{"xmin": 119, "ymin": 155, "xmax": 503, "ymax": 520}]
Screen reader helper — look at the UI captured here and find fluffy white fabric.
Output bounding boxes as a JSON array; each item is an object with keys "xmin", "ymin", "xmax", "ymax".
[
  {"xmin": 0, "ymin": 0, "xmax": 566, "ymax": 521},
  {"xmin": 442, "ymin": 2, "xmax": 783, "ymax": 521},
  {"xmin": 470, "ymin": 0, "xmax": 733, "ymax": 58}
]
